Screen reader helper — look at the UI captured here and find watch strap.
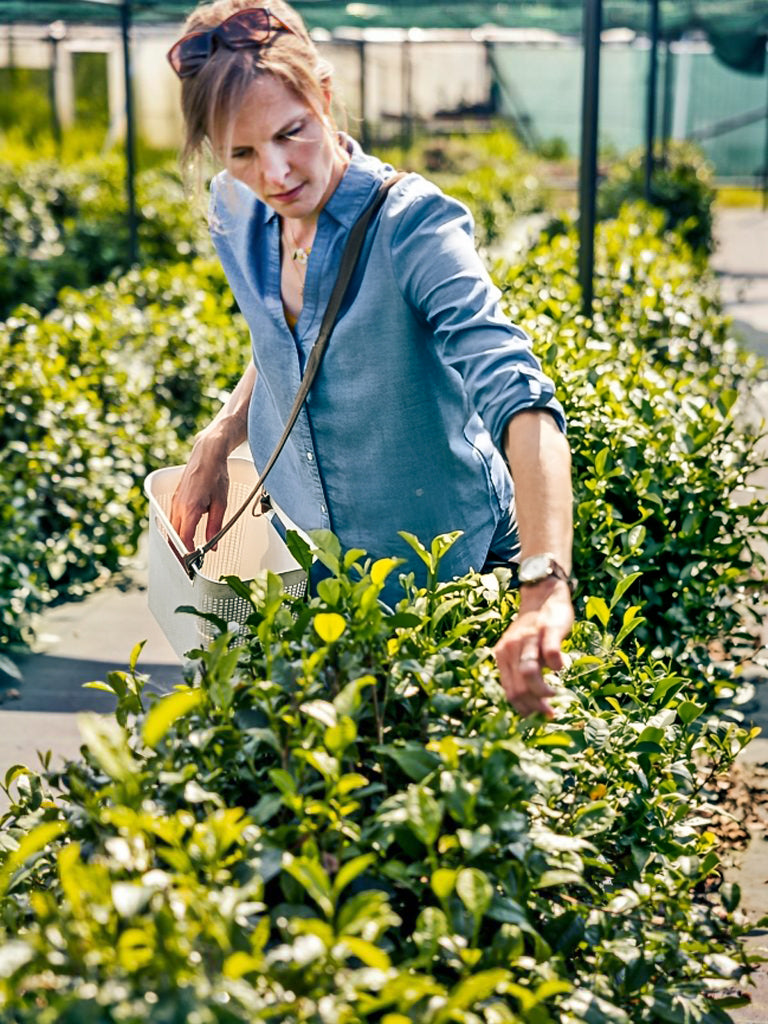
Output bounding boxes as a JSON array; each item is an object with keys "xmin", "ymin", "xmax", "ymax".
[{"xmin": 518, "ymin": 554, "xmax": 577, "ymax": 595}]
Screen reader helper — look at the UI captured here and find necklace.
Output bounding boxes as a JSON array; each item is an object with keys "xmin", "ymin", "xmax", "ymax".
[
  {"xmin": 284, "ymin": 220, "xmax": 313, "ymax": 266},
  {"xmin": 283, "ymin": 220, "xmax": 314, "ymax": 300}
]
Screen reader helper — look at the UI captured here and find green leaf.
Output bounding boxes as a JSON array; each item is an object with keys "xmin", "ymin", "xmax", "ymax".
[
  {"xmin": 339, "ymin": 936, "xmax": 391, "ymax": 969},
  {"xmin": 307, "ymin": 529, "xmax": 342, "ymax": 574},
  {"xmin": 376, "ymin": 743, "xmax": 441, "ymax": 782},
  {"xmin": 615, "ymin": 606, "xmax": 645, "ymax": 645},
  {"xmin": 343, "ymin": 548, "xmax": 368, "ymax": 570},
  {"xmin": 3, "ymin": 764, "xmax": 30, "ymax": 790},
  {"xmin": 397, "ymin": 531, "xmax": 431, "ymax": 569},
  {"xmin": 0, "ymin": 654, "xmax": 22, "ymax": 683},
  {"xmin": 82, "ymin": 680, "xmax": 117, "ymax": 694},
  {"xmin": 333, "ymin": 853, "xmax": 376, "ymax": 899},
  {"xmin": 677, "ymin": 700, "xmax": 705, "ymax": 724},
  {"xmin": 371, "ymin": 557, "xmax": 403, "ymax": 587},
  {"xmin": 333, "ymin": 675, "xmax": 376, "ymax": 716},
  {"xmin": 78, "ymin": 714, "xmax": 138, "ymax": 782},
  {"xmin": 0, "ymin": 821, "xmax": 67, "ymax": 894},
  {"xmin": 303, "ymin": 749, "xmax": 339, "ymax": 780},
  {"xmin": 269, "ymin": 768, "xmax": 297, "ymax": 796},
  {"xmin": 609, "ymin": 572, "xmax": 643, "ymax": 609},
  {"xmin": 143, "ymin": 688, "xmax": 203, "ymax": 749},
  {"xmin": 585, "ymin": 596, "xmax": 610, "ymax": 627},
  {"xmin": 285, "ymin": 529, "xmax": 314, "ymax": 575},
  {"xmin": 572, "ymin": 800, "xmax": 615, "ymax": 836},
  {"xmin": 324, "ymin": 717, "xmax": 357, "ymax": 755},
  {"xmin": 456, "ymin": 867, "xmax": 493, "ymax": 919},
  {"xmin": 405, "ymin": 786, "xmax": 443, "ymax": 848},
  {"xmin": 436, "ymin": 969, "xmax": 509, "ymax": 1020},
  {"xmin": 534, "ymin": 870, "xmax": 585, "ymax": 889},
  {"xmin": 313, "ymin": 612, "xmax": 346, "ymax": 644},
  {"xmin": 720, "ymin": 882, "xmax": 740, "ymax": 913},
  {"xmin": 223, "ymin": 951, "xmax": 261, "ymax": 979},
  {"xmin": 431, "ymin": 868, "xmax": 457, "ymax": 903},
  {"xmin": 128, "ymin": 640, "xmax": 147, "ymax": 673},
  {"xmin": 300, "ymin": 699, "xmax": 338, "ymax": 729},
  {"xmin": 282, "ymin": 854, "xmax": 333, "ymax": 918}
]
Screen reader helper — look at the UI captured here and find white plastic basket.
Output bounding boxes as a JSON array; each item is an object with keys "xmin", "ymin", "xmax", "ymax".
[{"xmin": 144, "ymin": 457, "xmax": 307, "ymax": 658}]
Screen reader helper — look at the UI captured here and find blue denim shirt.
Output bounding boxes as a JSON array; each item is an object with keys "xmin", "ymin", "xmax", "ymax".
[{"xmin": 209, "ymin": 138, "xmax": 566, "ymax": 600}]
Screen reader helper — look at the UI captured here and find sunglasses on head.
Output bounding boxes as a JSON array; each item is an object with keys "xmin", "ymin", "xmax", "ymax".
[{"xmin": 167, "ymin": 7, "xmax": 294, "ymax": 79}]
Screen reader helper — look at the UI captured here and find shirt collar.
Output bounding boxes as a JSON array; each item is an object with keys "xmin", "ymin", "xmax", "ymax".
[{"xmin": 263, "ymin": 135, "xmax": 393, "ymax": 228}]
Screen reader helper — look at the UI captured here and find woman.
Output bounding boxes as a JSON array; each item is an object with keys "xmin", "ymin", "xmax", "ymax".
[{"xmin": 167, "ymin": 0, "xmax": 574, "ymax": 717}]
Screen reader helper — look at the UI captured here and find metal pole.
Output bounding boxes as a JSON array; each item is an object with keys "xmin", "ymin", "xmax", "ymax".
[
  {"xmin": 578, "ymin": 0, "xmax": 602, "ymax": 317},
  {"xmin": 485, "ymin": 39, "xmax": 501, "ymax": 116},
  {"xmin": 47, "ymin": 32, "xmax": 62, "ymax": 150},
  {"xmin": 661, "ymin": 39, "xmax": 674, "ymax": 162},
  {"xmin": 120, "ymin": 0, "xmax": 139, "ymax": 265},
  {"xmin": 401, "ymin": 33, "xmax": 413, "ymax": 151},
  {"xmin": 644, "ymin": 0, "xmax": 660, "ymax": 200},
  {"xmin": 357, "ymin": 39, "xmax": 369, "ymax": 150}
]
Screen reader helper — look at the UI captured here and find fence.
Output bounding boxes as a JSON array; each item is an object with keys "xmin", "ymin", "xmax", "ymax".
[{"xmin": 1, "ymin": 19, "xmax": 766, "ymax": 181}]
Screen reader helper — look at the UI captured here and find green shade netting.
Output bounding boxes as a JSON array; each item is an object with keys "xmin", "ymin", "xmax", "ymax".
[{"xmin": 1, "ymin": 1, "xmax": 766, "ymax": 74}]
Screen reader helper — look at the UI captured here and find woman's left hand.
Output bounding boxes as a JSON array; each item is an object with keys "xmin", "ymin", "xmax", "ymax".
[{"xmin": 493, "ymin": 577, "xmax": 574, "ymax": 718}]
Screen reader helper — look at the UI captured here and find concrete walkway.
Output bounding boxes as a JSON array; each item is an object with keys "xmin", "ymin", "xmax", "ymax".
[
  {"xmin": 0, "ymin": 544, "xmax": 184, "ymax": 794},
  {"xmin": 711, "ymin": 205, "xmax": 768, "ymax": 1024},
  {"xmin": 711, "ymin": 206, "xmax": 768, "ymax": 360},
  {"xmin": 0, "ymin": 204, "xmax": 767, "ymax": 1017}
]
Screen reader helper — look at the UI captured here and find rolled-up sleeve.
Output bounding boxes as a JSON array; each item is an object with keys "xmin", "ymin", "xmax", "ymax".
[{"xmin": 387, "ymin": 182, "xmax": 566, "ymax": 450}]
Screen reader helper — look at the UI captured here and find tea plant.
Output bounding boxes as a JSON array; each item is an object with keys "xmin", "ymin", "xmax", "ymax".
[
  {"xmin": 598, "ymin": 141, "xmax": 716, "ymax": 255},
  {"xmin": 0, "ymin": 154, "xmax": 212, "ymax": 318},
  {"xmin": 0, "ymin": 259, "xmax": 243, "ymax": 650},
  {"xmin": 497, "ymin": 204, "xmax": 768, "ymax": 660},
  {"xmin": 376, "ymin": 128, "xmax": 549, "ymax": 249},
  {"xmin": 0, "ymin": 533, "xmax": 756, "ymax": 1022},
  {"xmin": 2, "ymin": 146, "xmax": 765, "ymax": 681}
]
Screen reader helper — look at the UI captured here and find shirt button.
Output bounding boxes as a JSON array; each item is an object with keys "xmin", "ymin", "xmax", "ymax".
[
  {"xmin": 320, "ymin": 504, "xmax": 327, "ymax": 514},
  {"xmin": 306, "ymin": 451, "xmax": 314, "ymax": 462}
]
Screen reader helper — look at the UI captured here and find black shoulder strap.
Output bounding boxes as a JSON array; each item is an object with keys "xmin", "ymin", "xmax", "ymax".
[{"xmin": 183, "ymin": 171, "xmax": 407, "ymax": 577}]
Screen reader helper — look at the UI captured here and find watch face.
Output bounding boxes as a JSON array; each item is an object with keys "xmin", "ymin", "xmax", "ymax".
[{"xmin": 520, "ymin": 555, "xmax": 552, "ymax": 583}]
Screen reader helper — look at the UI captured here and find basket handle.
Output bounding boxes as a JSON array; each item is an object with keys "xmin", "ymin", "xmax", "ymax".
[{"xmin": 182, "ymin": 171, "xmax": 406, "ymax": 580}]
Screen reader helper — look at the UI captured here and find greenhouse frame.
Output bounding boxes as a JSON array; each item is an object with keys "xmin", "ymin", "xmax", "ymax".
[{"xmin": 2, "ymin": 0, "xmax": 767, "ymax": 307}]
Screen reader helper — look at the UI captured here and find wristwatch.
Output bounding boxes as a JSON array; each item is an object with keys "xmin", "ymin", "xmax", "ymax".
[{"xmin": 518, "ymin": 553, "xmax": 576, "ymax": 595}]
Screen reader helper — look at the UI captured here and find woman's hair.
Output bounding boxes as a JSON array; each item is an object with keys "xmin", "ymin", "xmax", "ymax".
[{"xmin": 177, "ymin": 0, "xmax": 337, "ymax": 169}]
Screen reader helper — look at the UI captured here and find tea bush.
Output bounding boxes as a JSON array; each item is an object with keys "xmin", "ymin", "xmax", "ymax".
[
  {"xmin": 0, "ymin": 533, "xmax": 757, "ymax": 1022},
  {"xmin": 497, "ymin": 203, "xmax": 768, "ymax": 659},
  {"xmin": 1, "ymin": 130, "xmax": 542, "ymax": 319},
  {"xmin": 3, "ymin": 198, "xmax": 766, "ymax": 668},
  {"xmin": 597, "ymin": 141, "xmax": 716, "ymax": 255},
  {"xmin": 0, "ymin": 154, "xmax": 212, "ymax": 319},
  {"xmin": 376, "ymin": 129, "xmax": 549, "ymax": 249},
  {"xmin": 0, "ymin": 259, "xmax": 244, "ymax": 649}
]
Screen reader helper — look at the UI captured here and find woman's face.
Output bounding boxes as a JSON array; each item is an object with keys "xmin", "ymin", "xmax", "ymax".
[{"xmin": 216, "ymin": 74, "xmax": 344, "ymax": 222}]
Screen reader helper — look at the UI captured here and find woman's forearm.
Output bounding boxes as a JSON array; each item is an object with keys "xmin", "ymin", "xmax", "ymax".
[
  {"xmin": 503, "ymin": 410, "xmax": 573, "ymax": 572},
  {"xmin": 170, "ymin": 362, "xmax": 257, "ymax": 549},
  {"xmin": 193, "ymin": 361, "xmax": 257, "ymax": 457},
  {"xmin": 493, "ymin": 409, "xmax": 574, "ymax": 718}
]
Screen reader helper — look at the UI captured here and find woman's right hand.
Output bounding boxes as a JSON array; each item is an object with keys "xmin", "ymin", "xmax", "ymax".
[
  {"xmin": 170, "ymin": 433, "xmax": 232, "ymax": 552},
  {"xmin": 169, "ymin": 362, "xmax": 257, "ymax": 552}
]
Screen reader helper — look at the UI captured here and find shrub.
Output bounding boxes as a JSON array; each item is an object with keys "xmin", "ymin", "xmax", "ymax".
[
  {"xmin": 375, "ymin": 128, "xmax": 549, "ymax": 250},
  {"xmin": 0, "ymin": 154, "xmax": 211, "ymax": 319},
  {"xmin": 597, "ymin": 141, "xmax": 716, "ymax": 255},
  {"xmin": 3, "ymin": 197, "xmax": 766, "ymax": 670},
  {"xmin": 0, "ymin": 533, "xmax": 756, "ymax": 1022},
  {"xmin": 0, "ymin": 260, "xmax": 244, "ymax": 650},
  {"xmin": 497, "ymin": 203, "xmax": 768, "ymax": 661}
]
